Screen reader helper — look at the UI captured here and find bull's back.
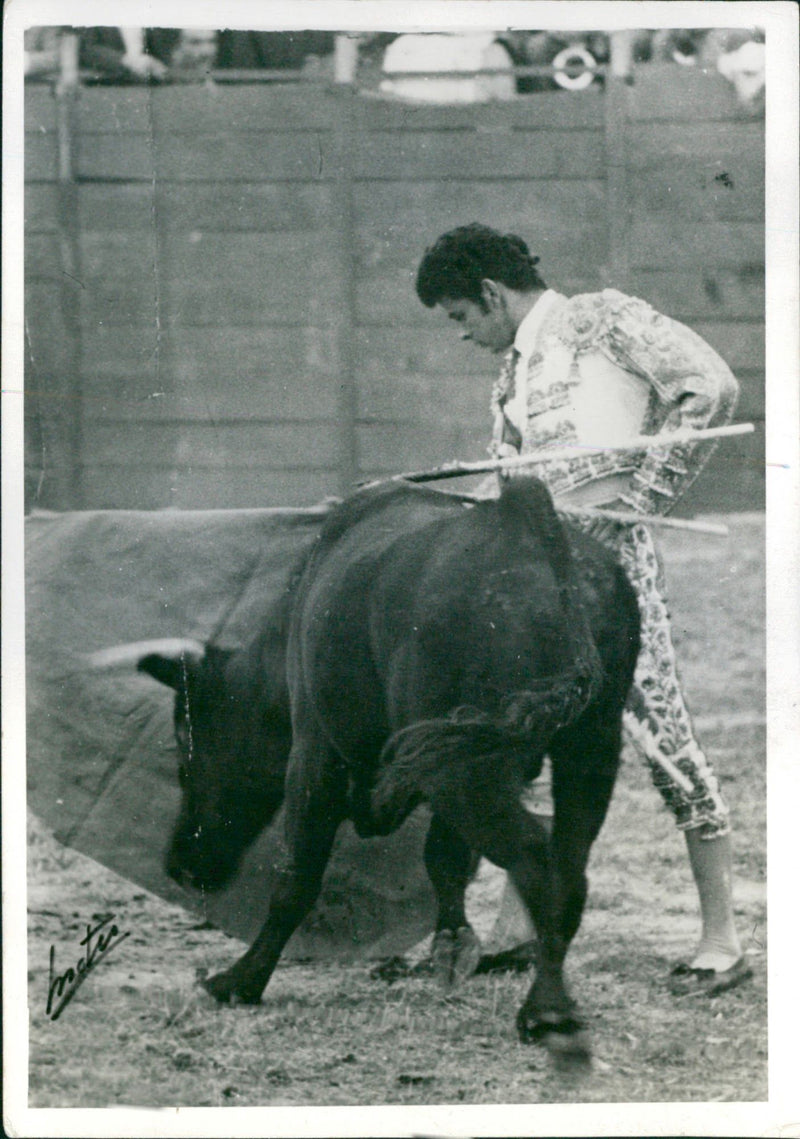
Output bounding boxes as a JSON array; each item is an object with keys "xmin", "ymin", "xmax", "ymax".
[
  {"xmin": 385, "ymin": 510, "xmax": 573, "ymax": 709},
  {"xmin": 292, "ymin": 481, "xmax": 617, "ymax": 737}
]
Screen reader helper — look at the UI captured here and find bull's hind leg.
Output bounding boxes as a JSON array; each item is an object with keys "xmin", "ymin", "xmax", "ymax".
[
  {"xmin": 424, "ymin": 815, "xmax": 482, "ymax": 986},
  {"xmin": 202, "ymin": 736, "xmax": 347, "ymax": 1006}
]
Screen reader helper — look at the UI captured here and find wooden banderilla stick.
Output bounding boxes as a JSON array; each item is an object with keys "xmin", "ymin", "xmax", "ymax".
[
  {"xmin": 388, "ymin": 423, "xmax": 755, "ymax": 485},
  {"xmin": 557, "ymin": 507, "xmax": 730, "ymax": 536}
]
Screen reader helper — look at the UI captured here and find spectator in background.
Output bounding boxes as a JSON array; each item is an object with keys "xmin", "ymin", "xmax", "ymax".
[
  {"xmin": 379, "ymin": 32, "xmax": 515, "ymax": 103},
  {"xmin": 215, "ymin": 30, "xmax": 335, "ymax": 72},
  {"xmin": 78, "ymin": 27, "xmax": 181, "ymax": 82},
  {"xmin": 650, "ymin": 28, "xmax": 707, "ymax": 66},
  {"xmin": 649, "ymin": 27, "xmax": 765, "ymax": 110},
  {"xmin": 24, "ymin": 26, "xmax": 63, "ymax": 79},
  {"xmin": 714, "ymin": 38, "xmax": 765, "ymax": 110},
  {"xmin": 169, "ymin": 29, "xmax": 218, "ymax": 77}
]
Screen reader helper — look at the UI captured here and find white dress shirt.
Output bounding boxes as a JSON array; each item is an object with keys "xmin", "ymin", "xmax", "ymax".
[{"xmin": 503, "ymin": 290, "xmax": 650, "ymax": 506}]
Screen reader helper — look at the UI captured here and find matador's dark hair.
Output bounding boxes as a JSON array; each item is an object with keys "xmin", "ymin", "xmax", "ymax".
[{"xmin": 415, "ymin": 223, "xmax": 547, "ymax": 308}]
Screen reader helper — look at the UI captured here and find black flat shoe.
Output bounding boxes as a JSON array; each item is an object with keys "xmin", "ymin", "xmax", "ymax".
[{"xmin": 669, "ymin": 955, "xmax": 753, "ymax": 996}]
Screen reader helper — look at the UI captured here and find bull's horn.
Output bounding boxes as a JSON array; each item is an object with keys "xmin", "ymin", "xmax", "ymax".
[{"xmin": 84, "ymin": 638, "xmax": 206, "ymax": 669}]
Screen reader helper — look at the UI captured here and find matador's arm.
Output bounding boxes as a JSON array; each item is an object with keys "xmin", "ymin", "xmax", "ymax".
[{"xmin": 587, "ymin": 292, "xmax": 740, "ymax": 515}]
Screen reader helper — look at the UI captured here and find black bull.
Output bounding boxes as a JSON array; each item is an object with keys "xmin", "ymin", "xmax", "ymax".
[{"xmin": 139, "ymin": 478, "xmax": 640, "ymax": 1058}]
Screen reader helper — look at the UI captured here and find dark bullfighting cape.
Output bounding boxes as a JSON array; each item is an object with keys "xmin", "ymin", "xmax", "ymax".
[{"xmin": 25, "ymin": 506, "xmax": 435, "ymax": 957}]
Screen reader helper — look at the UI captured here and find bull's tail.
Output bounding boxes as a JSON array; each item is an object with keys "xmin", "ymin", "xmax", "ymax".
[
  {"xmin": 372, "ymin": 672, "xmax": 593, "ymax": 831},
  {"xmin": 371, "ymin": 716, "xmax": 510, "ymax": 832},
  {"xmin": 497, "ymin": 476, "xmax": 574, "ymax": 584}
]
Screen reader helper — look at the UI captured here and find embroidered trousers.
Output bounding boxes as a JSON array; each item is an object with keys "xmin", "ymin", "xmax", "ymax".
[{"xmin": 522, "ymin": 516, "xmax": 730, "ymax": 839}]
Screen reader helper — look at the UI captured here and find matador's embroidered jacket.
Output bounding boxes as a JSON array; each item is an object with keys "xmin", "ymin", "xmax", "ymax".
[{"xmin": 490, "ymin": 288, "xmax": 740, "ymax": 514}]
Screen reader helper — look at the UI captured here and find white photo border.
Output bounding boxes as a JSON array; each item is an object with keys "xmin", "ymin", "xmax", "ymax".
[{"xmin": 3, "ymin": 2, "xmax": 798, "ymax": 1135}]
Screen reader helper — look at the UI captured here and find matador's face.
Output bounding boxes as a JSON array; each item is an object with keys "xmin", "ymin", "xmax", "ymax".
[{"xmin": 438, "ymin": 294, "xmax": 516, "ymax": 355}]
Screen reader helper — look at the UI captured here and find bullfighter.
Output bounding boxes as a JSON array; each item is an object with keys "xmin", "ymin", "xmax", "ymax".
[{"xmin": 415, "ymin": 222, "xmax": 752, "ymax": 995}]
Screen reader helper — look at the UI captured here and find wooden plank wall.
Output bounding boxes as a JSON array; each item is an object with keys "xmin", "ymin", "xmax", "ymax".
[
  {"xmin": 352, "ymin": 90, "xmax": 608, "ymax": 488},
  {"xmin": 24, "ymin": 64, "xmax": 764, "ymax": 512},
  {"xmin": 25, "ymin": 86, "xmax": 80, "ymax": 510},
  {"xmin": 618, "ymin": 64, "xmax": 765, "ymax": 514}
]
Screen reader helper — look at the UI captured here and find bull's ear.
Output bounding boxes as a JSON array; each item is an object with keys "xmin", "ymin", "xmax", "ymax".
[{"xmin": 138, "ymin": 651, "xmax": 201, "ymax": 691}]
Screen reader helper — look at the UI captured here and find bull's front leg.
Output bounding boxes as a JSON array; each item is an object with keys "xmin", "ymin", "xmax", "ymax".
[
  {"xmin": 421, "ymin": 751, "xmax": 588, "ymax": 1061},
  {"xmin": 514, "ymin": 722, "xmax": 621, "ymax": 1061},
  {"xmin": 203, "ymin": 740, "xmax": 347, "ymax": 1005},
  {"xmin": 509, "ymin": 848, "xmax": 584, "ymax": 1042}
]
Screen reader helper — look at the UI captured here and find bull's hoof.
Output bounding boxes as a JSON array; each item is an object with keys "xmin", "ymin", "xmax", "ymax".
[
  {"xmin": 431, "ymin": 926, "xmax": 482, "ymax": 988},
  {"xmin": 369, "ymin": 955, "xmax": 413, "ymax": 984},
  {"xmin": 200, "ymin": 969, "xmax": 263, "ymax": 1006},
  {"xmin": 474, "ymin": 938, "xmax": 537, "ymax": 976},
  {"xmin": 516, "ymin": 1008, "xmax": 592, "ymax": 1071}
]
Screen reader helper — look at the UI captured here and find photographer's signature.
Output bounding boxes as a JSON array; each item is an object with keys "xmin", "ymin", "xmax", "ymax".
[{"xmin": 46, "ymin": 914, "xmax": 130, "ymax": 1021}]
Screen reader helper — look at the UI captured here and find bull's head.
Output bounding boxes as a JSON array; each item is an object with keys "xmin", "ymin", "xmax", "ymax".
[
  {"xmin": 137, "ymin": 636, "xmax": 292, "ymax": 893},
  {"xmin": 90, "ymin": 633, "xmax": 291, "ymax": 893},
  {"xmin": 139, "ymin": 633, "xmax": 292, "ymax": 893}
]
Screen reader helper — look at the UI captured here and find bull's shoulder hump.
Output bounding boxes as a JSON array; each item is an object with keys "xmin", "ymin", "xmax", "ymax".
[{"xmin": 317, "ymin": 483, "xmax": 463, "ymax": 547}]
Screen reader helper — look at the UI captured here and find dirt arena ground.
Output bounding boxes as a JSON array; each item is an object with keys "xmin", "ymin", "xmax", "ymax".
[{"xmin": 25, "ymin": 515, "xmax": 766, "ymax": 1108}]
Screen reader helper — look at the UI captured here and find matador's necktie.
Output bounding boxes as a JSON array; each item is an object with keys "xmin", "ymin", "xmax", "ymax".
[{"xmin": 491, "ymin": 346, "xmax": 523, "ymax": 456}]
